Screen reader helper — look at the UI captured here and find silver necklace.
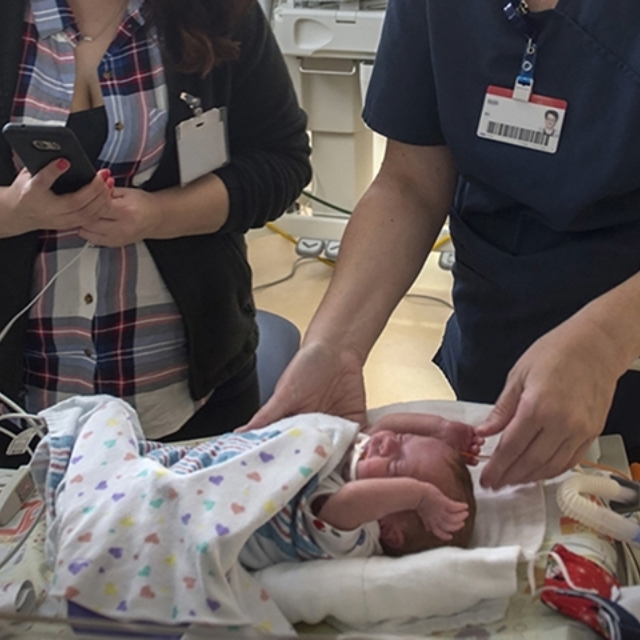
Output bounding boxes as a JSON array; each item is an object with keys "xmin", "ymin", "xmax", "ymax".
[{"xmin": 77, "ymin": 0, "xmax": 129, "ymax": 43}]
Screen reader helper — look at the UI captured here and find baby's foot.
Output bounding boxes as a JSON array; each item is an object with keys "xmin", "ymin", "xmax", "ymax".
[
  {"xmin": 368, "ymin": 413, "xmax": 485, "ymax": 463},
  {"xmin": 437, "ymin": 421, "xmax": 485, "ymax": 464}
]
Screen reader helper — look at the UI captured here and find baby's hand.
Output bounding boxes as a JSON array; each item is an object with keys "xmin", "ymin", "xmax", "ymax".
[{"xmin": 417, "ymin": 484, "xmax": 469, "ymax": 541}]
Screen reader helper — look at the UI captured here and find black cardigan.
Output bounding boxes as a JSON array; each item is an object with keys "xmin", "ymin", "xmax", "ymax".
[{"xmin": 0, "ymin": 0, "xmax": 312, "ymax": 404}]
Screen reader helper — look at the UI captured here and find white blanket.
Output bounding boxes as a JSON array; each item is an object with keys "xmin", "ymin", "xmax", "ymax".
[{"xmin": 256, "ymin": 400, "xmax": 547, "ymax": 633}]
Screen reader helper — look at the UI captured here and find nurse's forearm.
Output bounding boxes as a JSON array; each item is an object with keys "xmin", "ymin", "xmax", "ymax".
[
  {"xmin": 149, "ymin": 172, "xmax": 229, "ymax": 238},
  {"xmin": 304, "ymin": 142, "xmax": 457, "ymax": 362},
  {"xmin": 575, "ymin": 270, "xmax": 640, "ymax": 377}
]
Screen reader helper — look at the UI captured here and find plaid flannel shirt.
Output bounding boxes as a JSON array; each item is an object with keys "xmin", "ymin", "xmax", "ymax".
[{"xmin": 12, "ymin": 0, "xmax": 200, "ymax": 438}]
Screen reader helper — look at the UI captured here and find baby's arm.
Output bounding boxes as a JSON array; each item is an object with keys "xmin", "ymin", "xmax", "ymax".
[
  {"xmin": 315, "ymin": 478, "xmax": 469, "ymax": 541},
  {"xmin": 368, "ymin": 412, "xmax": 484, "ymax": 460}
]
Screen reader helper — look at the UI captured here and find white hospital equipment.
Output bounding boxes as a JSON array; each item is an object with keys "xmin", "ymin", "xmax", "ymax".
[
  {"xmin": 261, "ymin": 0, "xmax": 456, "ymax": 266},
  {"xmin": 269, "ymin": 0, "xmax": 385, "ymax": 243}
]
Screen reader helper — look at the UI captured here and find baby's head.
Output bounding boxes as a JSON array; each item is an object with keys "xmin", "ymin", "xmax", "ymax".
[
  {"xmin": 380, "ymin": 452, "xmax": 476, "ymax": 556},
  {"xmin": 356, "ymin": 430, "xmax": 476, "ymax": 556}
]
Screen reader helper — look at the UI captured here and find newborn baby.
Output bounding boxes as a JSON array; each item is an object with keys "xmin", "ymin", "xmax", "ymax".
[{"xmin": 239, "ymin": 412, "xmax": 481, "ymax": 568}]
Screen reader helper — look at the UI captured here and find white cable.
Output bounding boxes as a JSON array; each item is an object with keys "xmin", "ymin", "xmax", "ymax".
[
  {"xmin": 0, "ymin": 244, "xmax": 89, "ymax": 442},
  {"xmin": 0, "ymin": 413, "xmax": 47, "ymax": 437},
  {"xmin": 0, "ymin": 401, "xmax": 48, "ymax": 439},
  {"xmin": 0, "ymin": 239, "xmax": 89, "ymax": 580},
  {"xmin": 0, "ymin": 426, "xmax": 30, "ymax": 443},
  {"xmin": 252, "ymin": 257, "xmax": 311, "ymax": 292},
  {"xmin": 0, "ymin": 394, "xmax": 31, "ymax": 418},
  {"xmin": 0, "ymin": 242, "xmax": 90, "ymax": 344},
  {"xmin": 0, "ymin": 414, "xmax": 38, "ymax": 422}
]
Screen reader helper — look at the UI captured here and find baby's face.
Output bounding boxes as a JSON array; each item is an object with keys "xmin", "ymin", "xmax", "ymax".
[{"xmin": 356, "ymin": 430, "xmax": 458, "ymax": 490}]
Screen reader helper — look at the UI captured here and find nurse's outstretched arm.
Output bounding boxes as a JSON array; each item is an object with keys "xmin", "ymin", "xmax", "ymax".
[
  {"xmin": 478, "ymin": 272, "xmax": 640, "ymax": 489},
  {"xmin": 244, "ymin": 140, "xmax": 458, "ymax": 430}
]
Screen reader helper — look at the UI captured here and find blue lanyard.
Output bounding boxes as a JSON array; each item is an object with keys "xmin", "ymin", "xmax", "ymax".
[{"xmin": 503, "ymin": 1, "xmax": 538, "ymax": 100}]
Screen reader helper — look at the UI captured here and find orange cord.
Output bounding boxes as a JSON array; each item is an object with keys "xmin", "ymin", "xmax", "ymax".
[{"xmin": 575, "ymin": 458, "xmax": 631, "ymax": 481}]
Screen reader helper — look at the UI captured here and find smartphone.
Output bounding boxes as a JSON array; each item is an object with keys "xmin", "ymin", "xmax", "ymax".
[{"xmin": 2, "ymin": 123, "xmax": 96, "ymax": 195}]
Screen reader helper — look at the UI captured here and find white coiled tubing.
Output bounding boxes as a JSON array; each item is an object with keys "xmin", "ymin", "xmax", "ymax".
[{"xmin": 556, "ymin": 474, "xmax": 640, "ymax": 544}]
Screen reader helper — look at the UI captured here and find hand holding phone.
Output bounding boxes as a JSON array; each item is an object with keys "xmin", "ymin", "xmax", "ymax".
[{"xmin": 2, "ymin": 123, "xmax": 96, "ymax": 194}]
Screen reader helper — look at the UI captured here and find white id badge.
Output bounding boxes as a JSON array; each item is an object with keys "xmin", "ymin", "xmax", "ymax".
[
  {"xmin": 176, "ymin": 107, "xmax": 229, "ymax": 187},
  {"xmin": 477, "ymin": 86, "xmax": 567, "ymax": 154}
]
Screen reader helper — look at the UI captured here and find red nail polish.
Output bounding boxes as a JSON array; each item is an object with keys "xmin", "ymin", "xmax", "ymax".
[{"xmin": 57, "ymin": 158, "xmax": 70, "ymax": 171}]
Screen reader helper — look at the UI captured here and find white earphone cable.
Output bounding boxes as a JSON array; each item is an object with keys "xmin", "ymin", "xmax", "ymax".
[
  {"xmin": 0, "ymin": 242, "xmax": 91, "ymax": 440},
  {"xmin": 0, "ymin": 242, "xmax": 90, "ymax": 344}
]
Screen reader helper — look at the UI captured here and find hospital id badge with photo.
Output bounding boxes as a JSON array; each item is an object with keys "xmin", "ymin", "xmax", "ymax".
[
  {"xmin": 176, "ymin": 107, "xmax": 229, "ymax": 187},
  {"xmin": 477, "ymin": 86, "xmax": 567, "ymax": 154}
]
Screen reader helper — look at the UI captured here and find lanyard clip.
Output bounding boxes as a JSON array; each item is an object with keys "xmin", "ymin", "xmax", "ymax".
[
  {"xmin": 503, "ymin": 1, "xmax": 538, "ymax": 40},
  {"xmin": 180, "ymin": 92, "xmax": 203, "ymax": 117}
]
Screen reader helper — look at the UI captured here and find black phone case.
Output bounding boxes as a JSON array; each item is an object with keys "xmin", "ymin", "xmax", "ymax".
[{"xmin": 2, "ymin": 124, "xmax": 96, "ymax": 194}]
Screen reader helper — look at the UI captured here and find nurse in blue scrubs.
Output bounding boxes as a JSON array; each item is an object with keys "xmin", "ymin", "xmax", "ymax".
[{"xmin": 248, "ymin": 0, "xmax": 640, "ymax": 490}]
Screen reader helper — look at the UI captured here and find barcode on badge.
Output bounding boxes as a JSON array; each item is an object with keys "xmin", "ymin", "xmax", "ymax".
[{"xmin": 487, "ymin": 121, "xmax": 549, "ymax": 146}]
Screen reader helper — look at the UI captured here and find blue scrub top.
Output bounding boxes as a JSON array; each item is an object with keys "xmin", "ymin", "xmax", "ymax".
[{"xmin": 363, "ymin": 0, "xmax": 640, "ymax": 444}]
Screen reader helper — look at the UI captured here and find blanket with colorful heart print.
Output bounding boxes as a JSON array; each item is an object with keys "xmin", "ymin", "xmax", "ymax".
[{"xmin": 31, "ymin": 395, "xmax": 357, "ymax": 635}]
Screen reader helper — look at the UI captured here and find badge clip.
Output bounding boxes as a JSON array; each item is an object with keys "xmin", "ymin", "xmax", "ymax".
[
  {"xmin": 513, "ymin": 76, "xmax": 534, "ymax": 102},
  {"xmin": 179, "ymin": 92, "xmax": 203, "ymax": 117}
]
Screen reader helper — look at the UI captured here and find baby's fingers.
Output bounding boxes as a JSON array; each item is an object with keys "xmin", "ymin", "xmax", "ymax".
[
  {"xmin": 431, "ymin": 514, "xmax": 467, "ymax": 540},
  {"xmin": 446, "ymin": 500, "xmax": 469, "ymax": 513},
  {"xmin": 442, "ymin": 510, "xmax": 469, "ymax": 532}
]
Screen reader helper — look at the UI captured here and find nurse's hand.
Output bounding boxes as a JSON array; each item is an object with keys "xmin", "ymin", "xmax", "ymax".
[
  {"xmin": 240, "ymin": 340, "xmax": 368, "ymax": 431},
  {"xmin": 1, "ymin": 162, "xmax": 113, "ymax": 238},
  {"xmin": 476, "ymin": 319, "xmax": 619, "ymax": 489}
]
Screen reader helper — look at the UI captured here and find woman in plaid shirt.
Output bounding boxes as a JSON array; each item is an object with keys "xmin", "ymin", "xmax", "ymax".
[{"xmin": 0, "ymin": 0, "xmax": 312, "ymax": 462}]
